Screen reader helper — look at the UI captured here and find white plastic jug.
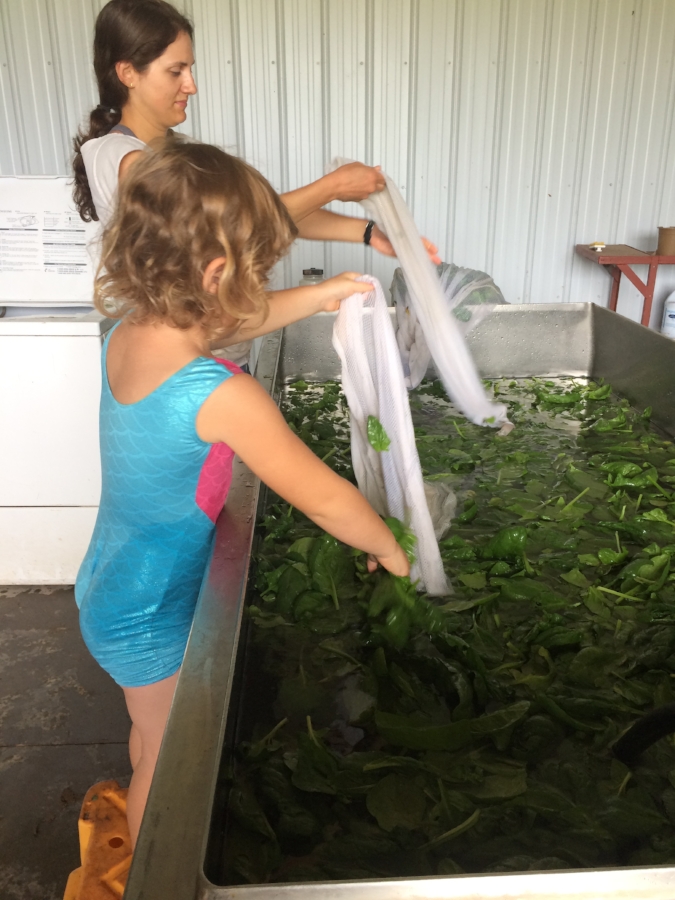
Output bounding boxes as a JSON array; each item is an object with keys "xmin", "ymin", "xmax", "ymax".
[{"xmin": 661, "ymin": 289, "xmax": 675, "ymax": 340}]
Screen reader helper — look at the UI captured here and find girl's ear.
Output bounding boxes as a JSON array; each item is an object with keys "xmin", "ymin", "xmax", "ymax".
[{"xmin": 203, "ymin": 256, "xmax": 226, "ymax": 294}]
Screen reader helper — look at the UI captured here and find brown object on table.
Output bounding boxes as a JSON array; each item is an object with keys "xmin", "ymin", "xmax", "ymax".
[
  {"xmin": 657, "ymin": 227, "xmax": 675, "ymax": 257},
  {"xmin": 575, "ymin": 243, "xmax": 675, "ymax": 326}
]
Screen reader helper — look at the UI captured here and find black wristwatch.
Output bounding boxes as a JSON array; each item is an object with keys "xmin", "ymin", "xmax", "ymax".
[{"xmin": 363, "ymin": 220, "xmax": 376, "ymax": 245}]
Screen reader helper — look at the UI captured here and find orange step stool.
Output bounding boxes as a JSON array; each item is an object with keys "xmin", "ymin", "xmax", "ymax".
[{"xmin": 63, "ymin": 780, "xmax": 132, "ymax": 900}]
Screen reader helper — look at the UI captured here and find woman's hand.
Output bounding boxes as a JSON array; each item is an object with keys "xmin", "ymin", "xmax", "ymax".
[
  {"xmin": 332, "ymin": 162, "xmax": 386, "ymax": 201},
  {"xmin": 370, "ymin": 225, "xmax": 442, "ymax": 265},
  {"xmin": 316, "ymin": 272, "xmax": 373, "ymax": 311},
  {"xmin": 367, "ymin": 543, "xmax": 411, "ymax": 577}
]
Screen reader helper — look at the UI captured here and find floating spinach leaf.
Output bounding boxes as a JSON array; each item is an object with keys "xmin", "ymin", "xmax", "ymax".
[
  {"xmin": 375, "ymin": 702, "xmax": 529, "ymax": 751},
  {"xmin": 565, "ymin": 465, "xmax": 609, "ymax": 499},
  {"xmin": 309, "ymin": 534, "xmax": 355, "ymax": 607},
  {"xmin": 384, "ymin": 516, "xmax": 417, "ymax": 563},
  {"xmin": 481, "ymin": 526, "xmax": 529, "ymax": 561},
  {"xmin": 366, "ymin": 774, "xmax": 427, "ymax": 831}
]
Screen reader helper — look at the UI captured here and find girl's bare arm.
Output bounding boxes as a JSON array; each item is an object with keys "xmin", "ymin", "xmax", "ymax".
[
  {"xmin": 220, "ymin": 273, "xmax": 371, "ymax": 346},
  {"xmin": 195, "ymin": 374, "xmax": 409, "ymax": 576}
]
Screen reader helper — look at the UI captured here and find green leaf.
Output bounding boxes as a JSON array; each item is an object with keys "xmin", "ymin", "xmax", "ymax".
[
  {"xmin": 375, "ymin": 702, "xmax": 530, "ymax": 751},
  {"xmin": 480, "ymin": 526, "xmax": 529, "ymax": 561},
  {"xmin": 458, "ymin": 571, "xmax": 487, "ymax": 590},
  {"xmin": 228, "ymin": 783, "xmax": 276, "ymax": 841},
  {"xmin": 581, "ymin": 586, "xmax": 612, "ymax": 619},
  {"xmin": 565, "ymin": 465, "xmax": 609, "ymax": 499},
  {"xmin": 587, "ymin": 384, "xmax": 612, "ymax": 400},
  {"xmin": 578, "ymin": 553, "xmax": 600, "ymax": 567},
  {"xmin": 225, "ymin": 822, "xmax": 281, "ymax": 884},
  {"xmin": 598, "ymin": 794, "xmax": 667, "ymax": 837},
  {"xmin": 597, "ymin": 547, "xmax": 628, "ymax": 566},
  {"xmin": 291, "ymin": 732, "xmax": 339, "ymax": 795},
  {"xmin": 594, "ymin": 410, "xmax": 627, "ymax": 432},
  {"xmin": 309, "ymin": 534, "xmax": 355, "ymax": 606},
  {"xmin": 276, "ymin": 563, "xmax": 310, "ymax": 614},
  {"xmin": 642, "ymin": 508, "xmax": 674, "ymax": 526},
  {"xmin": 499, "ymin": 578, "xmax": 567, "ymax": 610},
  {"xmin": 287, "ymin": 536, "xmax": 315, "ymax": 563},
  {"xmin": 384, "ymin": 517, "xmax": 417, "ymax": 563},
  {"xmin": 277, "ymin": 805, "xmax": 320, "ymax": 840},
  {"xmin": 367, "ymin": 416, "xmax": 391, "ymax": 452},
  {"xmin": 464, "ymin": 769, "xmax": 528, "ymax": 800},
  {"xmin": 560, "ymin": 568, "xmax": 591, "ymax": 589},
  {"xmin": 366, "ymin": 774, "xmax": 427, "ymax": 832},
  {"xmin": 568, "ymin": 646, "xmax": 625, "ymax": 686},
  {"xmin": 374, "ymin": 711, "xmax": 472, "ymax": 751}
]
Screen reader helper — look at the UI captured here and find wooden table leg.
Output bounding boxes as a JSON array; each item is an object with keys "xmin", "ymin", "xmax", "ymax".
[
  {"xmin": 641, "ymin": 262, "xmax": 659, "ymax": 326},
  {"xmin": 607, "ymin": 264, "xmax": 621, "ymax": 311},
  {"xmin": 618, "ymin": 262, "xmax": 660, "ymax": 326}
]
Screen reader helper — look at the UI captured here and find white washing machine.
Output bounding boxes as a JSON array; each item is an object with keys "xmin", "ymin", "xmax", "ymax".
[{"xmin": 0, "ymin": 176, "xmax": 107, "ymax": 583}]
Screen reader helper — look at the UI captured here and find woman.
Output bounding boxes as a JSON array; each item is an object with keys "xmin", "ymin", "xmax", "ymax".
[{"xmin": 72, "ymin": 0, "xmax": 439, "ymax": 272}]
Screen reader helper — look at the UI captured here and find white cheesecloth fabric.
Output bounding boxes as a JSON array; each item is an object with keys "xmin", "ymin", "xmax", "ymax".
[
  {"xmin": 393, "ymin": 264, "xmax": 507, "ymax": 390},
  {"xmin": 332, "ymin": 276, "xmax": 449, "ymax": 596},
  {"xmin": 331, "ymin": 158, "xmax": 508, "ymax": 428}
]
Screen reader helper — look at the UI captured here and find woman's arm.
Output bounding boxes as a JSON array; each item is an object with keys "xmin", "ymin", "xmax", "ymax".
[
  {"xmin": 295, "ymin": 211, "xmax": 441, "ymax": 265},
  {"xmin": 281, "ymin": 163, "xmax": 385, "ymax": 222},
  {"xmin": 196, "ymin": 375, "xmax": 410, "ymax": 576}
]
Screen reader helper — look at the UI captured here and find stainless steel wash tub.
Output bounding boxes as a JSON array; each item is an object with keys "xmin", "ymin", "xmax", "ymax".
[{"xmin": 124, "ymin": 303, "xmax": 675, "ymax": 900}]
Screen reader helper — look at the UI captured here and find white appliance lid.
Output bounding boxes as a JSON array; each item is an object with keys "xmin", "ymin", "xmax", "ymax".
[{"xmin": 0, "ymin": 310, "xmax": 113, "ymax": 336}]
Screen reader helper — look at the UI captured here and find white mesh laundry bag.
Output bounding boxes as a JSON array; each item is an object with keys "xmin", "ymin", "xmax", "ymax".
[
  {"xmin": 332, "ymin": 276, "xmax": 449, "ymax": 596},
  {"xmin": 392, "ymin": 264, "xmax": 507, "ymax": 390},
  {"xmin": 331, "ymin": 159, "xmax": 508, "ymax": 428}
]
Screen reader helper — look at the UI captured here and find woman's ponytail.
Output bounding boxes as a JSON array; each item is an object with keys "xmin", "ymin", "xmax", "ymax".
[
  {"xmin": 73, "ymin": 106, "xmax": 122, "ymax": 222},
  {"xmin": 71, "ymin": 0, "xmax": 193, "ymax": 222}
]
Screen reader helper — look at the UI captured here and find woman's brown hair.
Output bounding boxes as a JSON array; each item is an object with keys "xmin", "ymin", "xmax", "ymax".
[
  {"xmin": 94, "ymin": 138, "xmax": 297, "ymax": 337},
  {"xmin": 72, "ymin": 0, "xmax": 193, "ymax": 222}
]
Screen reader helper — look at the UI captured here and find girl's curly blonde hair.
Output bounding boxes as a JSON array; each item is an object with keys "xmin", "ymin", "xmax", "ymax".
[{"xmin": 94, "ymin": 137, "xmax": 297, "ymax": 337}]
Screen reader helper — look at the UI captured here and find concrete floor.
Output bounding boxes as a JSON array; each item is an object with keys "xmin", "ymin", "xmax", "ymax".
[{"xmin": 0, "ymin": 585, "xmax": 131, "ymax": 900}]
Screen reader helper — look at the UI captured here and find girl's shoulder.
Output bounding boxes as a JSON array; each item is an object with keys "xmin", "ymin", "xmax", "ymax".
[{"xmin": 186, "ymin": 355, "xmax": 243, "ymax": 387}]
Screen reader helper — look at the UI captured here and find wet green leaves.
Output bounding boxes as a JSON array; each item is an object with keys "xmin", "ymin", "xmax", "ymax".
[{"xmin": 223, "ymin": 376, "xmax": 675, "ymax": 885}]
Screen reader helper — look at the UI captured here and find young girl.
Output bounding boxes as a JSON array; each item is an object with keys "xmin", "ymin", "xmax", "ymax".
[{"xmin": 75, "ymin": 138, "xmax": 410, "ymax": 847}]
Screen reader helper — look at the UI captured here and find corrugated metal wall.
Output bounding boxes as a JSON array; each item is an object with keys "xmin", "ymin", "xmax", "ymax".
[{"xmin": 2, "ymin": 0, "xmax": 675, "ymax": 323}]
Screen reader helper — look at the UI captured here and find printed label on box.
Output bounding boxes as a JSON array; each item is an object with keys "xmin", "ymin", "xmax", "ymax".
[{"xmin": 0, "ymin": 178, "xmax": 100, "ymax": 304}]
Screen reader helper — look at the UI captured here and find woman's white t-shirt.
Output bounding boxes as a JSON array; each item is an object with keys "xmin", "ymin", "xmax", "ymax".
[
  {"xmin": 80, "ymin": 131, "xmax": 252, "ymax": 367},
  {"xmin": 81, "ymin": 132, "xmax": 145, "ymax": 228}
]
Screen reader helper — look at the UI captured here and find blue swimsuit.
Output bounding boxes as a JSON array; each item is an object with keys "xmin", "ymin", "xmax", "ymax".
[{"xmin": 75, "ymin": 324, "xmax": 238, "ymax": 688}]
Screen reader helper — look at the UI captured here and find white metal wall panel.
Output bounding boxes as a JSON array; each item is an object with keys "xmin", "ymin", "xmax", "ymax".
[
  {"xmin": 2, "ymin": 0, "xmax": 675, "ymax": 322},
  {"xmin": 322, "ymin": 0, "xmax": 370, "ymax": 283},
  {"xmin": 278, "ymin": 0, "xmax": 326, "ymax": 286}
]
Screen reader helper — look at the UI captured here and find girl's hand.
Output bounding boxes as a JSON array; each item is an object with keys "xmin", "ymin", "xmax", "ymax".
[
  {"xmin": 367, "ymin": 543, "xmax": 411, "ymax": 577},
  {"xmin": 369, "ymin": 225, "xmax": 442, "ymax": 266},
  {"xmin": 332, "ymin": 163, "xmax": 386, "ymax": 201},
  {"xmin": 317, "ymin": 272, "xmax": 373, "ymax": 311}
]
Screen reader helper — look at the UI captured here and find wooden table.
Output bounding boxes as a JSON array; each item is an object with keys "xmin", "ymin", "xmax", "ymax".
[{"xmin": 575, "ymin": 243, "xmax": 675, "ymax": 326}]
